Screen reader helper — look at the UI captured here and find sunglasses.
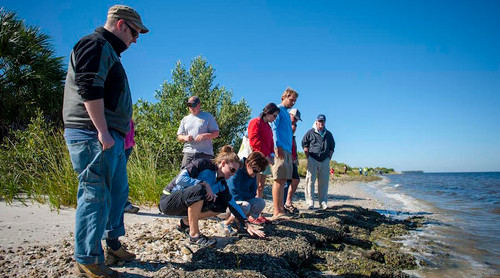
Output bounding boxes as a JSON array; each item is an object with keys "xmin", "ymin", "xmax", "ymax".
[
  {"xmin": 229, "ymin": 166, "xmax": 237, "ymax": 173},
  {"xmin": 123, "ymin": 21, "xmax": 139, "ymax": 39},
  {"xmin": 252, "ymin": 168, "xmax": 261, "ymax": 174},
  {"xmin": 187, "ymin": 103, "xmax": 198, "ymax": 108}
]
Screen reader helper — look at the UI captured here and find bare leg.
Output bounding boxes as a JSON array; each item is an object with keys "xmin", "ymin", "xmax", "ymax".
[
  {"xmin": 285, "ymin": 178, "xmax": 300, "ymax": 206},
  {"xmin": 272, "ymin": 179, "xmax": 286, "ymax": 216},
  {"xmin": 187, "ymin": 200, "xmax": 204, "ymax": 237},
  {"xmin": 186, "ymin": 201, "xmax": 219, "ymax": 237},
  {"xmin": 256, "ymin": 174, "xmax": 267, "ymax": 198}
]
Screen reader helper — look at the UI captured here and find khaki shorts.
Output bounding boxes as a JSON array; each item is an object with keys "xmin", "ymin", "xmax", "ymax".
[{"xmin": 272, "ymin": 150, "xmax": 293, "ymax": 180}]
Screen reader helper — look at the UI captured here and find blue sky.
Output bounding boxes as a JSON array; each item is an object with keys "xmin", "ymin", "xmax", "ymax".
[{"xmin": 4, "ymin": 0, "xmax": 500, "ymax": 172}]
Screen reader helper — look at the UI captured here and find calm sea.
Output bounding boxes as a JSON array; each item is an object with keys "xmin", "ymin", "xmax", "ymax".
[{"xmin": 361, "ymin": 172, "xmax": 500, "ymax": 278}]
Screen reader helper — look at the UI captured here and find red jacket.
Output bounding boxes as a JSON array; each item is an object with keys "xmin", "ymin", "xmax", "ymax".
[{"xmin": 248, "ymin": 117, "xmax": 274, "ymax": 157}]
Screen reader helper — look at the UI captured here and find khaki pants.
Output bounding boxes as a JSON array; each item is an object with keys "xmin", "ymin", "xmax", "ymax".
[{"xmin": 304, "ymin": 157, "xmax": 330, "ymax": 207}]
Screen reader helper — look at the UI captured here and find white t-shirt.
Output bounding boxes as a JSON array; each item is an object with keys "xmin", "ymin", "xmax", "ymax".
[{"xmin": 177, "ymin": 111, "xmax": 219, "ymax": 155}]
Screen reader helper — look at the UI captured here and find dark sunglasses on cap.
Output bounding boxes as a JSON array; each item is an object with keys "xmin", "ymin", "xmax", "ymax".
[{"xmin": 123, "ymin": 21, "xmax": 139, "ymax": 39}]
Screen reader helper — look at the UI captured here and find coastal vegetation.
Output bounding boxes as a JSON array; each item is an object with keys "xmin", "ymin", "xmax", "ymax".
[{"xmin": 0, "ymin": 8, "xmax": 65, "ymax": 140}]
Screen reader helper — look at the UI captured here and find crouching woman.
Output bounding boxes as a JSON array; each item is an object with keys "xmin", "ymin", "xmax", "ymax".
[
  {"xmin": 159, "ymin": 145, "xmax": 265, "ymax": 247},
  {"xmin": 226, "ymin": 151, "xmax": 271, "ymax": 225}
]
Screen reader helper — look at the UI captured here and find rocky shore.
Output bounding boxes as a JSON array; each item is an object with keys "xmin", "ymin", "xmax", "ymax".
[{"xmin": 0, "ymin": 179, "xmax": 426, "ymax": 277}]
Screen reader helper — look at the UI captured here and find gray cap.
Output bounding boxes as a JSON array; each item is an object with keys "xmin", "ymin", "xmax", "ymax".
[
  {"xmin": 289, "ymin": 108, "xmax": 302, "ymax": 121},
  {"xmin": 108, "ymin": 5, "xmax": 149, "ymax": 34}
]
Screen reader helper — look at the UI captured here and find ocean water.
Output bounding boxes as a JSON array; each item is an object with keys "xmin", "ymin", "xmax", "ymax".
[{"xmin": 361, "ymin": 172, "xmax": 500, "ymax": 278}]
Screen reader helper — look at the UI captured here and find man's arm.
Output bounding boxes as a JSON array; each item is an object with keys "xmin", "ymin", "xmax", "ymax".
[
  {"xmin": 84, "ymin": 99, "xmax": 114, "ymax": 150},
  {"xmin": 194, "ymin": 130, "xmax": 219, "ymax": 141},
  {"xmin": 301, "ymin": 131, "xmax": 310, "ymax": 157},
  {"xmin": 329, "ymin": 133, "xmax": 335, "ymax": 158},
  {"xmin": 178, "ymin": 134, "xmax": 193, "ymax": 143}
]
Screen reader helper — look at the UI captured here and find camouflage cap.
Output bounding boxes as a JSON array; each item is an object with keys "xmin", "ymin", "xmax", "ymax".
[{"xmin": 108, "ymin": 5, "xmax": 149, "ymax": 34}]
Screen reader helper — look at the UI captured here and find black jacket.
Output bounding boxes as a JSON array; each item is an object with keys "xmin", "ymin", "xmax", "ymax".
[{"xmin": 302, "ymin": 128, "xmax": 335, "ymax": 162}]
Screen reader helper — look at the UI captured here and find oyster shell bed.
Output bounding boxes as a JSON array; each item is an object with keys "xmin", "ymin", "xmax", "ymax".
[{"xmin": 0, "ymin": 205, "xmax": 425, "ymax": 277}]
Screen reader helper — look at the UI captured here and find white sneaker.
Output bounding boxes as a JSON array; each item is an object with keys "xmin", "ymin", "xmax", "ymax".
[{"xmin": 320, "ymin": 203, "xmax": 328, "ymax": 210}]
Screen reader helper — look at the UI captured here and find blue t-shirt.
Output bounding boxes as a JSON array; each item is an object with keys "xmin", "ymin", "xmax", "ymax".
[{"xmin": 271, "ymin": 104, "xmax": 293, "ymax": 153}]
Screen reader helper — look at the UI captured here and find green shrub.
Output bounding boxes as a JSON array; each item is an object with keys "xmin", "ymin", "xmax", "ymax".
[
  {"xmin": 134, "ymin": 56, "xmax": 251, "ymax": 169},
  {"xmin": 126, "ymin": 140, "xmax": 176, "ymax": 206},
  {"xmin": 0, "ymin": 111, "xmax": 77, "ymax": 209}
]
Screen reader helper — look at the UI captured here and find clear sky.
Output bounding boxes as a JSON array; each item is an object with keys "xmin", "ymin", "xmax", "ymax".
[{"xmin": 4, "ymin": 0, "xmax": 500, "ymax": 172}]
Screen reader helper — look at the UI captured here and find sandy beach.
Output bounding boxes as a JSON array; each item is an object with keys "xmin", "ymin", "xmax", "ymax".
[{"xmin": 0, "ymin": 178, "xmax": 421, "ymax": 277}]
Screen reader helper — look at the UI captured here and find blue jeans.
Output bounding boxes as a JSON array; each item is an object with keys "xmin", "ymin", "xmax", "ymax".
[
  {"xmin": 66, "ymin": 131, "xmax": 128, "ymax": 265},
  {"xmin": 237, "ymin": 198, "xmax": 266, "ymax": 218}
]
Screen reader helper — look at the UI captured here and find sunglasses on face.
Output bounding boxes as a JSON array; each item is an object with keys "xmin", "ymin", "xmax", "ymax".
[
  {"xmin": 229, "ymin": 166, "xmax": 238, "ymax": 173},
  {"xmin": 252, "ymin": 168, "xmax": 261, "ymax": 174},
  {"xmin": 187, "ymin": 102, "xmax": 198, "ymax": 108},
  {"xmin": 123, "ymin": 21, "xmax": 139, "ymax": 39}
]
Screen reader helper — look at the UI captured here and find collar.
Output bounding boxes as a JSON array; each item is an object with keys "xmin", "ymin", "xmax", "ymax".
[
  {"xmin": 96, "ymin": 27, "xmax": 127, "ymax": 57},
  {"xmin": 216, "ymin": 170, "xmax": 225, "ymax": 182},
  {"xmin": 312, "ymin": 123, "xmax": 327, "ymax": 136}
]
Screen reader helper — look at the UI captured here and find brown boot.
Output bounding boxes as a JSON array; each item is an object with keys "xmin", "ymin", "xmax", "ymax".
[
  {"xmin": 75, "ymin": 262, "xmax": 120, "ymax": 277},
  {"xmin": 105, "ymin": 245, "xmax": 136, "ymax": 266}
]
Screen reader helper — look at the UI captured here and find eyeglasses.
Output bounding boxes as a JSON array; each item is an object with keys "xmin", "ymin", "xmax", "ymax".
[
  {"xmin": 229, "ymin": 166, "xmax": 237, "ymax": 173},
  {"xmin": 123, "ymin": 21, "xmax": 139, "ymax": 39},
  {"xmin": 187, "ymin": 103, "xmax": 198, "ymax": 108}
]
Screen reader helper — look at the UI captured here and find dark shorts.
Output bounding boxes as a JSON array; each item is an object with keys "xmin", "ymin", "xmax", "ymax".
[
  {"xmin": 158, "ymin": 184, "xmax": 227, "ymax": 216},
  {"xmin": 181, "ymin": 152, "xmax": 213, "ymax": 169}
]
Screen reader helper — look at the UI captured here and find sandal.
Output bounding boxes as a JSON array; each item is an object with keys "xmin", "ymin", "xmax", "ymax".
[
  {"xmin": 188, "ymin": 234, "xmax": 217, "ymax": 248},
  {"xmin": 284, "ymin": 204, "xmax": 299, "ymax": 214}
]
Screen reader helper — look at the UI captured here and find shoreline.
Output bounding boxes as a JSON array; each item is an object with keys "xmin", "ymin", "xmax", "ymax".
[{"xmin": 0, "ymin": 177, "xmax": 424, "ymax": 277}]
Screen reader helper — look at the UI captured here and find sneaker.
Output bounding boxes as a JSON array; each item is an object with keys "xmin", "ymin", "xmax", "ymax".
[
  {"xmin": 105, "ymin": 245, "xmax": 135, "ymax": 266},
  {"xmin": 188, "ymin": 234, "xmax": 217, "ymax": 248},
  {"xmin": 284, "ymin": 204, "xmax": 299, "ymax": 214},
  {"xmin": 320, "ymin": 203, "xmax": 328, "ymax": 210},
  {"xmin": 248, "ymin": 216, "xmax": 266, "ymax": 225},
  {"xmin": 177, "ymin": 218, "xmax": 190, "ymax": 235},
  {"xmin": 124, "ymin": 202, "xmax": 139, "ymax": 213},
  {"xmin": 256, "ymin": 216, "xmax": 272, "ymax": 224},
  {"xmin": 220, "ymin": 222, "xmax": 239, "ymax": 236},
  {"xmin": 75, "ymin": 262, "xmax": 120, "ymax": 277},
  {"xmin": 307, "ymin": 205, "xmax": 314, "ymax": 210}
]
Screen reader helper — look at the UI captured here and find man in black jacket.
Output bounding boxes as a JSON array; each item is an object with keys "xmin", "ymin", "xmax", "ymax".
[
  {"xmin": 62, "ymin": 5, "xmax": 148, "ymax": 277},
  {"xmin": 302, "ymin": 114, "xmax": 335, "ymax": 210}
]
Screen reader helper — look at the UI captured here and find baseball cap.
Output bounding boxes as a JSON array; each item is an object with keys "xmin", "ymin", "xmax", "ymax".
[
  {"xmin": 289, "ymin": 108, "xmax": 302, "ymax": 121},
  {"xmin": 108, "ymin": 5, "xmax": 149, "ymax": 34},
  {"xmin": 316, "ymin": 114, "xmax": 326, "ymax": 121}
]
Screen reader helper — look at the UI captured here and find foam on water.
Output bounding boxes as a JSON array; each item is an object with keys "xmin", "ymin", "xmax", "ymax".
[{"xmin": 357, "ymin": 173, "xmax": 500, "ymax": 277}]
